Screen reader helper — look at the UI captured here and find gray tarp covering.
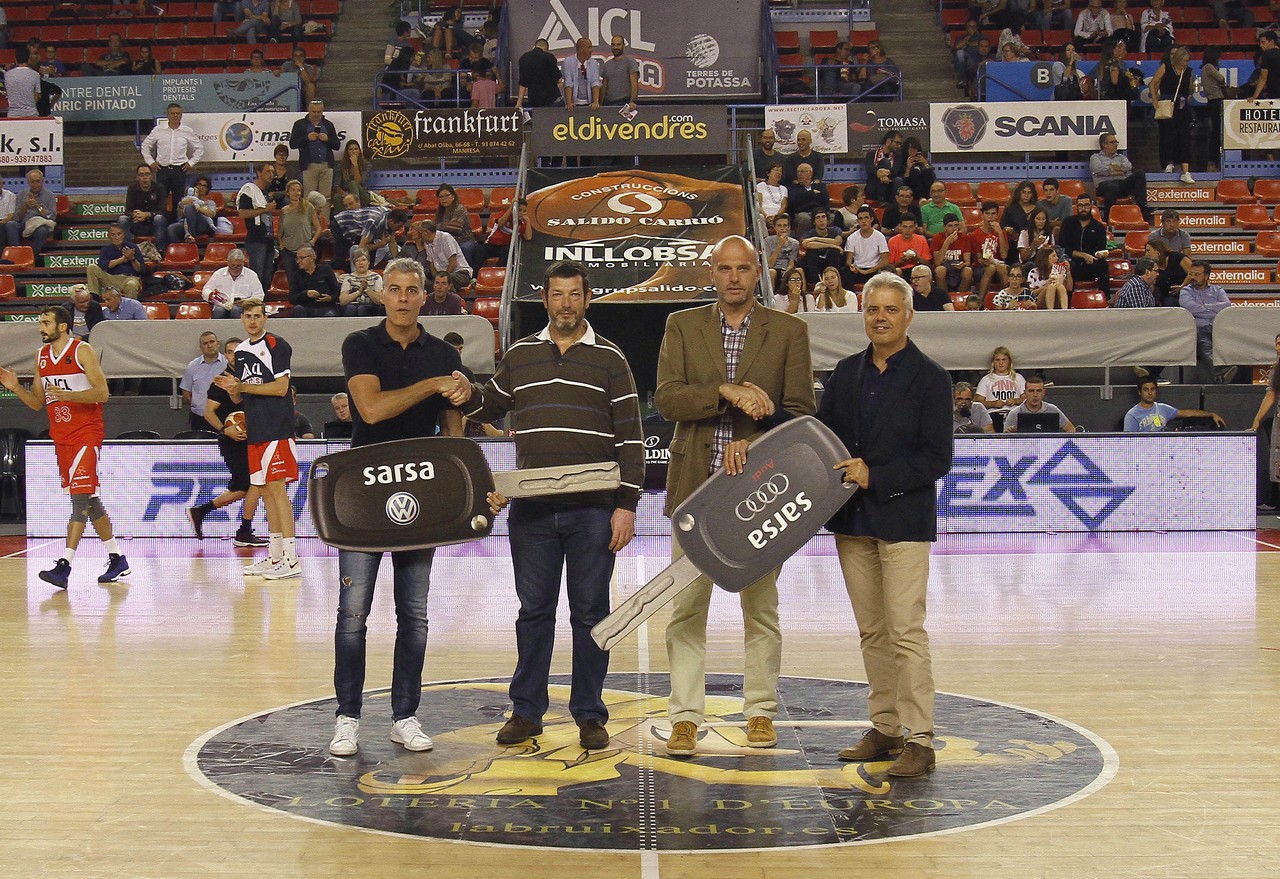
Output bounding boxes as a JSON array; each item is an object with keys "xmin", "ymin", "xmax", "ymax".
[
  {"xmin": 1211, "ymin": 307, "xmax": 1280, "ymax": 366},
  {"xmin": 800, "ymin": 307, "xmax": 1197, "ymax": 371},
  {"xmin": 0, "ymin": 316, "xmax": 498, "ymax": 378}
]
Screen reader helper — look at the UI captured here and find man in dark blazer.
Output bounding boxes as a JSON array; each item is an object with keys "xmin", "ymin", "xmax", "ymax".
[
  {"xmin": 816, "ymin": 270, "xmax": 952, "ymax": 777},
  {"xmin": 655, "ymin": 235, "xmax": 816, "ymax": 757},
  {"xmin": 288, "ymin": 101, "xmax": 340, "ymax": 220}
]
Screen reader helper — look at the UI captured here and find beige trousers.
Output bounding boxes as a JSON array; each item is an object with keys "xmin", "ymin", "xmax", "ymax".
[
  {"xmin": 834, "ymin": 535, "xmax": 935, "ymax": 744},
  {"xmin": 85, "ymin": 264, "xmax": 141, "ymax": 299},
  {"xmin": 664, "ymin": 529, "xmax": 782, "ymax": 725}
]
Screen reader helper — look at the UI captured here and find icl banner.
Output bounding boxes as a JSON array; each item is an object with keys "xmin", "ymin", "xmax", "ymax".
[
  {"xmin": 1222, "ymin": 99, "xmax": 1280, "ymax": 150},
  {"xmin": 762, "ymin": 103, "xmax": 849, "ymax": 156},
  {"xmin": 504, "ymin": 0, "xmax": 762, "ymax": 99},
  {"xmin": 929, "ymin": 100, "xmax": 1127, "ymax": 153},
  {"xmin": 0, "ymin": 117, "xmax": 63, "ymax": 166},
  {"xmin": 180, "ymin": 111, "xmax": 364, "ymax": 162}
]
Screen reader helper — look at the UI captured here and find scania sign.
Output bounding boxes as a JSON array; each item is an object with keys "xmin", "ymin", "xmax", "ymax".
[{"xmin": 931, "ymin": 100, "xmax": 1127, "ymax": 153}]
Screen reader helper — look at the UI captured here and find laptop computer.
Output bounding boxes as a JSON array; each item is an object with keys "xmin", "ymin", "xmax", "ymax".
[{"xmin": 1018, "ymin": 411, "xmax": 1062, "ymax": 433}]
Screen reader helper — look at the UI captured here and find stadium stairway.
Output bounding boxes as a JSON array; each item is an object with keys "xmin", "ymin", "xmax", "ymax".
[
  {"xmin": 319, "ymin": 0, "xmax": 393, "ymax": 110},
  {"xmin": 875, "ymin": 0, "xmax": 963, "ymax": 102},
  {"xmin": 64, "ymin": 135, "xmax": 152, "ymax": 189}
]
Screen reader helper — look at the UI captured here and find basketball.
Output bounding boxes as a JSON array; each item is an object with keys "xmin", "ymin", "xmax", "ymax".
[
  {"xmin": 225, "ymin": 411, "xmax": 246, "ymax": 434},
  {"xmin": 523, "ymin": 170, "xmax": 744, "ymax": 242}
]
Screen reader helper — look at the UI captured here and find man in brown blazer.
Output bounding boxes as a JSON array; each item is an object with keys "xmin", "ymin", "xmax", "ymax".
[{"xmin": 654, "ymin": 234, "xmax": 816, "ymax": 757}]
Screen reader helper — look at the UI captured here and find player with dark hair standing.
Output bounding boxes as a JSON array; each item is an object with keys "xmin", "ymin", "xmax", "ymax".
[{"xmin": 0, "ymin": 306, "xmax": 129, "ymax": 588}]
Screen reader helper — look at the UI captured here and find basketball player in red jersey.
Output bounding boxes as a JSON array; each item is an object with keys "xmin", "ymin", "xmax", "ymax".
[
  {"xmin": 213, "ymin": 299, "xmax": 301, "ymax": 580},
  {"xmin": 0, "ymin": 306, "xmax": 130, "ymax": 589}
]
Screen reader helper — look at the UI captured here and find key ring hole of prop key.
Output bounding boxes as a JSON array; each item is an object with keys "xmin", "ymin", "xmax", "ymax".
[
  {"xmin": 471, "ymin": 515, "xmax": 489, "ymax": 532},
  {"xmin": 313, "ymin": 462, "xmax": 330, "ymax": 479},
  {"xmin": 677, "ymin": 513, "xmax": 695, "ymax": 532}
]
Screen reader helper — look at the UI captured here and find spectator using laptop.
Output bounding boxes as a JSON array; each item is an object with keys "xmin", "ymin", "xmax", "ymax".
[{"xmin": 1003, "ymin": 375, "xmax": 1076, "ymax": 432}]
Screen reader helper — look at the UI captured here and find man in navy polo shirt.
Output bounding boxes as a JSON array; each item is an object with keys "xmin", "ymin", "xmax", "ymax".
[{"xmin": 328, "ymin": 257, "xmax": 464, "ymax": 758}]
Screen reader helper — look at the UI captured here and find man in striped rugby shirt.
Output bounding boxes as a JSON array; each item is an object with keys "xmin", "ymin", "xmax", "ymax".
[{"xmin": 440, "ymin": 260, "xmax": 644, "ymax": 751}]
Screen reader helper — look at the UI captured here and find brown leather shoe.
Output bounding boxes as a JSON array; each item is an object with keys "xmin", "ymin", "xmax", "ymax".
[
  {"xmin": 887, "ymin": 742, "xmax": 936, "ymax": 777},
  {"xmin": 578, "ymin": 719, "xmax": 610, "ymax": 750},
  {"xmin": 496, "ymin": 714, "xmax": 542, "ymax": 745},
  {"xmin": 665, "ymin": 720, "xmax": 698, "ymax": 756},
  {"xmin": 745, "ymin": 716, "xmax": 777, "ymax": 748},
  {"xmin": 837, "ymin": 728, "xmax": 905, "ymax": 762}
]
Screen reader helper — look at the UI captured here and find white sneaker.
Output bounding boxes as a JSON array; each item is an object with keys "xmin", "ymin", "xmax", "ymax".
[
  {"xmin": 242, "ymin": 556, "xmax": 279, "ymax": 576},
  {"xmin": 1180, "ymin": 172, "xmax": 1196, "ymax": 184},
  {"xmin": 329, "ymin": 716, "xmax": 359, "ymax": 756},
  {"xmin": 263, "ymin": 558, "xmax": 302, "ymax": 580},
  {"xmin": 390, "ymin": 716, "xmax": 434, "ymax": 751}
]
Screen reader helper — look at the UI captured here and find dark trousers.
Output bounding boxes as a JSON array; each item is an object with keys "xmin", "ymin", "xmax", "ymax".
[
  {"xmin": 334, "ymin": 548, "xmax": 435, "ymax": 720},
  {"xmin": 155, "ymin": 165, "xmax": 187, "ymax": 219},
  {"xmin": 1096, "ymin": 171, "xmax": 1148, "ymax": 220},
  {"xmin": 507, "ymin": 500, "xmax": 615, "ymax": 725},
  {"xmin": 1070, "ymin": 256, "xmax": 1110, "ymax": 298}
]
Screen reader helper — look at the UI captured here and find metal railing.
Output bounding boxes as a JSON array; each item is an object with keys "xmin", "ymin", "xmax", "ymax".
[
  {"xmin": 775, "ymin": 62, "xmax": 903, "ymax": 104},
  {"xmin": 374, "ymin": 68, "xmax": 506, "ymax": 111}
]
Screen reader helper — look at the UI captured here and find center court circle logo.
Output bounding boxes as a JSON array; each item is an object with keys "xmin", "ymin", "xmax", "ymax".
[
  {"xmin": 187, "ymin": 674, "xmax": 1116, "ymax": 851},
  {"xmin": 385, "ymin": 491, "xmax": 419, "ymax": 525}
]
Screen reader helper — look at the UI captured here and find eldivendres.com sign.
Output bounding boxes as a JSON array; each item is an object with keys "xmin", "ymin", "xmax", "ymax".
[{"xmin": 528, "ymin": 106, "xmax": 728, "ymax": 156}]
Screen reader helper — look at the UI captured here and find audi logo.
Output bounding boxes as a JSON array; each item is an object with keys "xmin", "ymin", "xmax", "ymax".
[
  {"xmin": 734, "ymin": 475, "xmax": 791, "ymax": 521},
  {"xmin": 385, "ymin": 491, "xmax": 420, "ymax": 526}
]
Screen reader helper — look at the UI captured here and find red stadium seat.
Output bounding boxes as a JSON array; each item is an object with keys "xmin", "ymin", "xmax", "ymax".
[
  {"xmin": 847, "ymin": 29, "xmax": 879, "ymax": 48},
  {"xmin": 268, "ymin": 270, "xmax": 291, "ymax": 297},
  {"xmin": 809, "ymin": 29, "xmax": 839, "ymax": 52},
  {"xmin": 1235, "ymin": 204, "xmax": 1275, "ymax": 230},
  {"xmin": 1217, "ymin": 179, "xmax": 1257, "ymax": 204},
  {"xmin": 0, "ymin": 246, "xmax": 35, "ymax": 271},
  {"xmin": 775, "ymin": 30, "xmax": 800, "ymax": 51},
  {"xmin": 1256, "ymin": 232, "xmax": 1280, "ymax": 258},
  {"xmin": 945, "ymin": 181, "xmax": 976, "ymax": 206},
  {"xmin": 1108, "ymin": 257, "xmax": 1132, "ymax": 278},
  {"xmin": 190, "ymin": 271, "xmax": 214, "ymax": 291},
  {"xmin": 1254, "ymin": 180, "xmax": 1280, "ymax": 204},
  {"xmin": 1108, "ymin": 204, "xmax": 1148, "ymax": 231},
  {"xmin": 1057, "ymin": 180, "xmax": 1087, "ymax": 200},
  {"xmin": 1123, "ymin": 230, "xmax": 1150, "ymax": 256},
  {"xmin": 977, "ymin": 182, "xmax": 1012, "ymax": 206},
  {"xmin": 0, "ymin": 275, "xmax": 15, "ymax": 301},
  {"xmin": 55, "ymin": 195, "xmax": 72, "ymax": 219},
  {"xmin": 415, "ymin": 189, "xmax": 440, "ymax": 211},
  {"xmin": 961, "ymin": 206, "xmax": 982, "ymax": 227},
  {"xmin": 199, "ymin": 242, "xmax": 236, "ymax": 268},
  {"xmin": 143, "ymin": 301, "xmax": 171, "ymax": 320},
  {"xmin": 949, "ymin": 290, "xmax": 968, "ymax": 310},
  {"xmin": 456, "ymin": 188, "xmax": 485, "ymax": 212},
  {"xmin": 471, "ymin": 297, "xmax": 500, "ymax": 325},
  {"xmin": 160, "ymin": 243, "xmax": 199, "ymax": 270},
  {"xmin": 488, "ymin": 187, "xmax": 516, "ymax": 209},
  {"xmin": 1071, "ymin": 290, "xmax": 1108, "ymax": 308},
  {"xmin": 476, "ymin": 266, "xmax": 506, "ymax": 296},
  {"xmin": 176, "ymin": 302, "xmax": 211, "ymax": 319}
]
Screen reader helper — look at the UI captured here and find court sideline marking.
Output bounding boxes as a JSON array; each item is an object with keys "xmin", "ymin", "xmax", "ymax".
[
  {"xmin": 2, "ymin": 539, "xmax": 57, "ymax": 559},
  {"xmin": 629, "ymin": 552, "xmax": 660, "ymax": 879}
]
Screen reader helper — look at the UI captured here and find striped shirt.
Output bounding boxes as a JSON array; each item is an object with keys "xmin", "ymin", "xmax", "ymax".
[
  {"xmin": 710, "ymin": 308, "xmax": 752, "ymax": 473},
  {"xmin": 464, "ymin": 321, "xmax": 645, "ymax": 511}
]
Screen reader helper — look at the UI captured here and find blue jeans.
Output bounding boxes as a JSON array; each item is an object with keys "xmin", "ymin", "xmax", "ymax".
[
  {"xmin": 6, "ymin": 219, "xmax": 52, "ymax": 258},
  {"xmin": 507, "ymin": 500, "xmax": 615, "ymax": 725},
  {"xmin": 242, "ymin": 240, "xmax": 274, "ymax": 286},
  {"xmin": 334, "ymin": 547, "xmax": 435, "ymax": 720}
]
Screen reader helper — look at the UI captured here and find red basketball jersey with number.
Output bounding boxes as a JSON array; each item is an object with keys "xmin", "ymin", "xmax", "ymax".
[{"xmin": 39, "ymin": 338, "xmax": 105, "ymax": 446}]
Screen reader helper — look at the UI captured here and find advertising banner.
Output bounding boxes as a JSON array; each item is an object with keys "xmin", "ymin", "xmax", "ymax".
[
  {"xmin": 941, "ymin": 435, "xmax": 1253, "ymax": 532},
  {"xmin": 51, "ymin": 74, "xmax": 302, "ymax": 121},
  {"xmin": 363, "ymin": 108, "xmax": 523, "ymax": 161},
  {"xmin": 845, "ymin": 100, "xmax": 931, "ymax": 154},
  {"xmin": 0, "ymin": 117, "xmax": 64, "ymax": 166},
  {"xmin": 181, "ymin": 110, "xmax": 363, "ymax": 162},
  {"xmin": 1223, "ymin": 99, "xmax": 1280, "ymax": 150},
  {"xmin": 516, "ymin": 165, "xmax": 747, "ymax": 302},
  {"xmin": 505, "ymin": 0, "xmax": 762, "ymax": 99},
  {"xmin": 762, "ymin": 103, "xmax": 849, "ymax": 156},
  {"xmin": 528, "ymin": 105, "xmax": 728, "ymax": 157},
  {"xmin": 930, "ymin": 100, "xmax": 1127, "ymax": 152}
]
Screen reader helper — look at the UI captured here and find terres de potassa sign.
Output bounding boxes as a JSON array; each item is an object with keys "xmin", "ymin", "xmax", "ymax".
[{"xmin": 528, "ymin": 106, "xmax": 728, "ymax": 157}]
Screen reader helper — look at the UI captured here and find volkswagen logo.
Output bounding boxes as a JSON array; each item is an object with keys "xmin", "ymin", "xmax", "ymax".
[
  {"xmin": 385, "ymin": 491, "xmax": 420, "ymax": 526},
  {"xmin": 734, "ymin": 475, "xmax": 791, "ymax": 521}
]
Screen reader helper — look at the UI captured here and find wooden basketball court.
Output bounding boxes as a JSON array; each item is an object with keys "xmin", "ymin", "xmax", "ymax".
[{"xmin": 2, "ymin": 529, "xmax": 1277, "ymax": 877}]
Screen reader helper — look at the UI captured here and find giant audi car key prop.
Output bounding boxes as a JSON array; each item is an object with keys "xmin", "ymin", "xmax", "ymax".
[
  {"xmin": 591, "ymin": 415, "xmax": 855, "ymax": 651},
  {"xmin": 309, "ymin": 437, "xmax": 621, "ymax": 552}
]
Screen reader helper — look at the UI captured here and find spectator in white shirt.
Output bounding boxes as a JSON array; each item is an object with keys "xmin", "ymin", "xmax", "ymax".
[
  {"xmin": 3, "ymin": 51, "xmax": 40, "ymax": 118},
  {"xmin": 409, "ymin": 219, "xmax": 472, "ymax": 289},
  {"xmin": 141, "ymin": 103, "xmax": 204, "ymax": 221},
  {"xmin": 203, "ymin": 248, "xmax": 265, "ymax": 319}
]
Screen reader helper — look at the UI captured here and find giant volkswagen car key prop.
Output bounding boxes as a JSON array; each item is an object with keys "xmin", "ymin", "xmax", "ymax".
[
  {"xmin": 309, "ymin": 437, "xmax": 621, "ymax": 552},
  {"xmin": 592, "ymin": 416, "xmax": 855, "ymax": 651}
]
